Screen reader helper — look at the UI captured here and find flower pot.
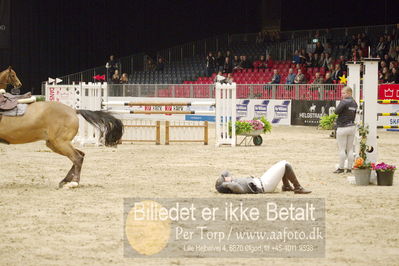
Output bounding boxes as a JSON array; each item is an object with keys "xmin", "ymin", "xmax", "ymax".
[
  {"xmin": 353, "ymin": 168, "xmax": 371, "ymax": 186},
  {"xmin": 376, "ymin": 171, "xmax": 394, "ymax": 186}
]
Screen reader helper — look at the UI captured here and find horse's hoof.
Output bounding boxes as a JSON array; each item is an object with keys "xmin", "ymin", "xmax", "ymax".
[{"xmin": 60, "ymin": 181, "xmax": 79, "ymax": 189}]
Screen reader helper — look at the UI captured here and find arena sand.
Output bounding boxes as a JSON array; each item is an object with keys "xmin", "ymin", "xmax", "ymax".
[{"xmin": 0, "ymin": 125, "xmax": 398, "ymax": 266}]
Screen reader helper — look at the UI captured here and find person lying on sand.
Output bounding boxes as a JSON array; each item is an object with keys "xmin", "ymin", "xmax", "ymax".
[{"xmin": 215, "ymin": 160, "xmax": 311, "ymax": 194}]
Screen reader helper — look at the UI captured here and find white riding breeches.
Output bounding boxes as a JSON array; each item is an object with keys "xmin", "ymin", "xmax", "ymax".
[{"xmin": 257, "ymin": 160, "xmax": 288, "ymax": 192}]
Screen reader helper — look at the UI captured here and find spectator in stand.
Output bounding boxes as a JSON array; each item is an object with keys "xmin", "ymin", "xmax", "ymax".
[
  {"xmin": 360, "ymin": 42, "xmax": 369, "ymax": 58},
  {"xmin": 338, "ymin": 55, "xmax": 347, "ymax": 71},
  {"xmin": 269, "ymin": 69, "xmax": 281, "ymax": 84},
  {"xmin": 394, "ymin": 46, "xmax": 399, "ymax": 61},
  {"xmin": 318, "ymin": 53, "xmax": 325, "ymax": 68},
  {"xmin": 299, "ymin": 49, "xmax": 307, "ymax": 64},
  {"xmin": 324, "ymin": 43, "xmax": 332, "ymax": 55},
  {"xmin": 389, "ymin": 61, "xmax": 396, "ymax": 72},
  {"xmin": 388, "ymin": 46, "xmax": 397, "ymax": 61},
  {"xmin": 306, "ymin": 52, "xmax": 313, "ymax": 67},
  {"xmin": 295, "ymin": 63, "xmax": 303, "ymax": 72},
  {"xmin": 322, "ymin": 53, "xmax": 333, "ymax": 69},
  {"xmin": 389, "ymin": 68, "xmax": 399, "ymax": 83},
  {"xmin": 313, "ymin": 72, "xmax": 324, "ymax": 84},
  {"xmin": 205, "ymin": 52, "xmax": 216, "ymax": 77},
  {"xmin": 376, "ymin": 36, "xmax": 388, "ymax": 59},
  {"xmin": 214, "ymin": 71, "xmax": 226, "ymax": 83},
  {"xmin": 294, "ymin": 69, "xmax": 306, "ymax": 84},
  {"xmin": 120, "ymin": 73, "xmax": 129, "ymax": 84},
  {"xmin": 253, "ymin": 55, "xmax": 267, "ymax": 69},
  {"xmin": 312, "ymin": 53, "xmax": 320, "ymax": 67},
  {"xmin": 111, "ymin": 69, "xmax": 120, "ymax": 84},
  {"xmin": 292, "ymin": 50, "xmax": 301, "ymax": 64},
  {"xmin": 266, "ymin": 55, "xmax": 274, "ymax": 69},
  {"xmin": 311, "ymin": 72, "xmax": 324, "ymax": 95},
  {"xmin": 379, "ymin": 60, "xmax": 387, "ymax": 72},
  {"xmin": 232, "ymin": 55, "xmax": 241, "ymax": 70},
  {"xmin": 286, "ymin": 68, "xmax": 296, "ymax": 84},
  {"xmin": 386, "ymin": 35, "xmax": 392, "ymax": 49},
  {"xmin": 256, "ymin": 31, "xmax": 265, "ymax": 44},
  {"xmin": 358, "ymin": 50, "xmax": 365, "ymax": 60},
  {"xmin": 314, "ymin": 42, "xmax": 324, "ymax": 55},
  {"xmin": 145, "ymin": 57, "xmax": 155, "ymax": 71},
  {"xmin": 241, "ymin": 55, "xmax": 252, "ymax": 69},
  {"xmin": 105, "ymin": 55, "xmax": 120, "ymax": 81},
  {"xmin": 361, "ymin": 32, "xmax": 369, "ymax": 46},
  {"xmin": 331, "ymin": 64, "xmax": 343, "ymax": 82},
  {"xmin": 155, "ymin": 57, "xmax": 165, "ymax": 71},
  {"xmin": 324, "ymin": 72, "xmax": 334, "ymax": 84},
  {"xmin": 345, "ymin": 35, "xmax": 357, "ymax": 52},
  {"xmin": 225, "ymin": 50, "xmax": 232, "ymax": 60},
  {"xmin": 379, "ymin": 67, "xmax": 391, "ymax": 83},
  {"xmin": 226, "ymin": 73, "xmax": 234, "ymax": 84},
  {"xmin": 216, "ymin": 51, "xmax": 224, "ymax": 71},
  {"xmin": 223, "ymin": 57, "xmax": 233, "ymax": 73},
  {"xmin": 383, "ymin": 54, "xmax": 393, "ymax": 65}
]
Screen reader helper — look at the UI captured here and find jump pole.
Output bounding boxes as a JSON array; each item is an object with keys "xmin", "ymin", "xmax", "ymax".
[
  {"xmin": 362, "ymin": 58, "xmax": 379, "ymax": 165},
  {"xmin": 103, "ymin": 101, "xmax": 216, "ymax": 107},
  {"xmin": 362, "ymin": 58, "xmax": 380, "ymax": 184},
  {"xmin": 346, "ymin": 61, "xmax": 362, "ymax": 158}
]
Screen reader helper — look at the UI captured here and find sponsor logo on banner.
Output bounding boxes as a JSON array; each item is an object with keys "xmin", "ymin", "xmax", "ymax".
[
  {"xmin": 291, "ymin": 100, "xmax": 336, "ymax": 126},
  {"xmin": 254, "ymin": 105, "xmax": 268, "ymax": 117},
  {"xmin": 272, "ymin": 101, "xmax": 290, "ymax": 124},
  {"xmin": 378, "ymin": 84, "xmax": 399, "ymax": 100},
  {"xmin": 390, "ymin": 118, "xmax": 399, "ymax": 125},
  {"xmin": 274, "ymin": 105, "xmax": 288, "ymax": 119},
  {"xmin": 236, "ymin": 104, "xmax": 248, "ymax": 117}
]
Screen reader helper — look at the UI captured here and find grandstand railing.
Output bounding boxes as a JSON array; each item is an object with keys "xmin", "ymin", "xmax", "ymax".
[
  {"xmin": 56, "ymin": 53, "xmax": 145, "ymax": 85},
  {"xmin": 107, "ymin": 83, "xmax": 344, "ymax": 101},
  {"xmin": 54, "ymin": 23, "xmax": 397, "ymax": 86},
  {"xmin": 155, "ymin": 34, "xmax": 229, "ymax": 62},
  {"xmin": 231, "ymin": 24, "xmax": 397, "ymax": 45}
]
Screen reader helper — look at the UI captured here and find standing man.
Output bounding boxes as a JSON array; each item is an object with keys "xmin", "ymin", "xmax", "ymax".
[
  {"xmin": 334, "ymin": 86, "xmax": 358, "ymax": 173},
  {"xmin": 105, "ymin": 55, "xmax": 120, "ymax": 82},
  {"xmin": 205, "ymin": 52, "xmax": 216, "ymax": 77}
]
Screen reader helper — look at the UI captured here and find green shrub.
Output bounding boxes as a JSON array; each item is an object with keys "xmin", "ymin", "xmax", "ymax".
[{"xmin": 319, "ymin": 113, "xmax": 337, "ymax": 130}]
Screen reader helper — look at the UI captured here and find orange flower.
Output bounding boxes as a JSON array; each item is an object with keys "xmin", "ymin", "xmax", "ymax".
[{"xmin": 354, "ymin": 157, "xmax": 364, "ymax": 168}]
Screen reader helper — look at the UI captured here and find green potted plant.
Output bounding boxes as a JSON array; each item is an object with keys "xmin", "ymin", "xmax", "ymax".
[{"xmin": 373, "ymin": 162, "xmax": 396, "ymax": 186}]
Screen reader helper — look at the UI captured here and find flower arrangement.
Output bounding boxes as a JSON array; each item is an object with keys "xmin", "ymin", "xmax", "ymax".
[
  {"xmin": 353, "ymin": 157, "xmax": 374, "ymax": 170},
  {"xmin": 372, "ymin": 162, "xmax": 396, "ymax": 173},
  {"xmin": 230, "ymin": 116, "xmax": 272, "ymax": 135}
]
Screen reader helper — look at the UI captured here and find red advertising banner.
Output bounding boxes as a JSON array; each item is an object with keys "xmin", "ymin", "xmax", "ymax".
[{"xmin": 378, "ymin": 84, "xmax": 399, "ymax": 100}]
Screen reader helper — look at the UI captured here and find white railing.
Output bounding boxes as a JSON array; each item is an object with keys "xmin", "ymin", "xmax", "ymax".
[{"xmin": 106, "ymin": 83, "xmax": 345, "ymax": 101}]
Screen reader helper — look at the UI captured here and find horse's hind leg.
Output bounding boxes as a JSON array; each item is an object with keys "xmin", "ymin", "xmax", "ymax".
[{"xmin": 46, "ymin": 140, "xmax": 85, "ymax": 188}]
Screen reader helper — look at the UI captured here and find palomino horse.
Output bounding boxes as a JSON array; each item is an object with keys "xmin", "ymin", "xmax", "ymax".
[
  {"xmin": 0, "ymin": 68, "xmax": 123, "ymax": 188},
  {"xmin": 0, "ymin": 66, "xmax": 22, "ymax": 90}
]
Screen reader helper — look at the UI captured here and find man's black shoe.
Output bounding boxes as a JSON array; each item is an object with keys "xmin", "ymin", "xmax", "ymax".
[{"xmin": 333, "ymin": 168, "xmax": 345, "ymax": 174}]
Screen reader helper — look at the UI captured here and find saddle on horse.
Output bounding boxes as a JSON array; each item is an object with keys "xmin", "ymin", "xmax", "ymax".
[{"xmin": 0, "ymin": 91, "xmax": 36, "ymax": 116}]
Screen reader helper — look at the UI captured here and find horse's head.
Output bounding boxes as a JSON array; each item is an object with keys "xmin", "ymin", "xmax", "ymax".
[{"xmin": 0, "ymin": 66, "xmax": 22, "ymax": 89}]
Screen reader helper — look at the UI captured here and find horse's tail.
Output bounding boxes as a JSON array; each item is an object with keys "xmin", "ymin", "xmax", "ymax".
[{"xmin": 76, "ymin": 110, "xmax": 124, "ymax": 146}]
